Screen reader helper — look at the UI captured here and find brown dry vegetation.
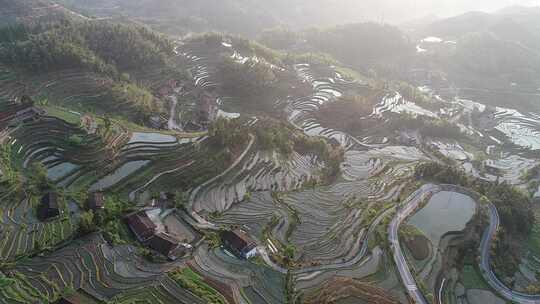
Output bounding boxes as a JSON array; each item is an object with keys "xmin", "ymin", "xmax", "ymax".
[
  {"xmin": 405, "ymin": 235, "xmax": 430, "ymax": 261},
  {"xmin": 304, "ymin": 277, "xmax": 399, "ymax": 304}
]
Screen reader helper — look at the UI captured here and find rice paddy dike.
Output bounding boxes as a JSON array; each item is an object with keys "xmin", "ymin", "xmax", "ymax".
[{"xmin": 1, "ymin": 32, "xmax": 540, "ymax": 304}]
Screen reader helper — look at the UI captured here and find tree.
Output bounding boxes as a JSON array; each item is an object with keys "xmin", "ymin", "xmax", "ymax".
[
  {"xmin": 284, "ymin": 244, "xmax": 295, "ymax": 260},
  {"xmin": 259, "ymin": 27, "xmax": 298, "ymax": 50},
  {"xmin": 174, "ymin": 191, "xmax": 188, "ymax": 209},
  {"xmin": 28, "ymin": 162, "xmax": 50, "ymax": 194},
  {"xmin": 67, "ymin": 134, "xmax": 84, "ymax": 146},
  {"xmin": 103, "ymin": 115, "xmax": 112, "ymax": 133},
  {"xmin": 78, "ymin": 211, "xmax": 96, "ymax": 235}
]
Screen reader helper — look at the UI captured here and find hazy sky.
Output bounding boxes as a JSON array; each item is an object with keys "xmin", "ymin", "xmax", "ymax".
[
  {"xmin": 407, "ymin": 0, "xmax": 539, "ymax": 16},
  {"xmin": 329, "ymin": 0, "xmax": 540, "ymax": 24}
]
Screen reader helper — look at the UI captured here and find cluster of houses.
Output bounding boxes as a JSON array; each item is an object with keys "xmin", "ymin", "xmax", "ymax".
[
  {"xmin": 153, "ymin": 78, "xmax": 220, "ymax": 131},
  {"xmin": 176, "ymin": 87, "xmax": 219, "ymax": 131},
  {"xmin": 38, "ymin": 190, "xmax": 193, "ymax": 261},
  {"xmin": 37, "ymin": 187, "xmax": 256, "ymax": 264},
  {"xmin": 38, "ymin": 189, "xmax": 258, "ymax": 261},
  {"xmin": 125, "ymin": 209, "xmax": 192, "ymax": 261},
  {"xmin": 123, "ymin": 205, "xmax": 258, "ymax": 260}
]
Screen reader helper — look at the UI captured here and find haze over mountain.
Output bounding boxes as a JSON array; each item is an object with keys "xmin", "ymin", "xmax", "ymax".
[{"xmin": 54, "ymin": 0, "xmax": 540, "ymax": 35}]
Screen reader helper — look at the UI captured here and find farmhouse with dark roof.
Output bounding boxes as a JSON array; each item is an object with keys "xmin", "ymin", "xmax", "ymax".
[{"xmin": 221, "ymin": 229, "xmax": 257, "ymax": 259}]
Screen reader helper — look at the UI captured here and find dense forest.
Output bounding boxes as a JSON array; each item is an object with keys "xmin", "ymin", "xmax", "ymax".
[
  {"xmin": 0, "ymin": 18, "xmax": 179, "ymax": 121},
  {"xmin": 0, "ymin": 19, "xmax": 173, "ymax": 76},
  {"xmin": 315, "ymin": 93, "xmax": 380, "ymax": 134},
  {"xmin": 453, "ymin": 32, "xmax": 540, "ymax": 84},
  {"xmin": 255, "ymin": 23, "xmax": 415, "ymax": 77},
  {"xmin": 303, "ymin": 23, "xmax": 414, "ymax": 73},
  {"xmin": 387, "ymin": 113, "xmax": 465, "ymax": 140},
  {"xmin": 0, "ymin": 0, "xmax": 66, "ymax": 27}
]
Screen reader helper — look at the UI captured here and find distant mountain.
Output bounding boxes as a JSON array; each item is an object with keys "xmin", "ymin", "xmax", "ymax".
[
  {"xmin": 497, "ymin": 5, "xmax": 540, "ymax": 15},
  {"xmin": 415, "ymin": 6, "xmax": 540, "ymax": 45},
  {"xmin": 0, "ymin": 0, "xmax": 83, "ymax": 26},
  {"xmin": 408, "ymin": 6, "xmax": 540, "ymax": 111},
  {"xmin": 55, "ymin": 0, "xmax": 370, "ymax": 36},
  {"xmin": 52, "ymin": 0, "xmax": 499, "ymax": 37}
]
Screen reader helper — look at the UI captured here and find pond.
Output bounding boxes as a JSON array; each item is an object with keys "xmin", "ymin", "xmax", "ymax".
[
  {"xmin": 409, "ymin": 191, "xmax": 476, "ymax": 246},
  {"xmin": 47, "ymin": 162, "xmax": 79, "ymax": 181},
  {"xmin": 422, "ymin": 36, "xmax": 443, "ymax": 43},
  {"xmin": 128, "ymin": 132, "xmax": 177, "ymax": 144},
  {"xmin": 217, "ymin": 109, "xmax": 240, "ymax": 119},
  {"xmin": 89, "ymin": 160, "xmax": 150, "ymax": 191}
]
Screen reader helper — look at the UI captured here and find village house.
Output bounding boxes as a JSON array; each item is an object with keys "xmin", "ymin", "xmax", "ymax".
[
  {"xmin": 197, "ymin": 90, "xmax": 218, "ymax": 127},
  {"xmin": 483, "ymin": 159, "xmax": 503, "ymax": 176},
  {"xmin": 126, "ymin": 208, "xmax": 195, "ymax": 260},
  {"xmin": 38, "ymin": 192, "xmax": 61, "ymax": 221},
  {"xmin": 399, "ymin": 131, "xmax": 418, "ymax": 146},
  {"xmin": 158, "ymin": 79, "xmax": 180, "ymax": 98},
  {"xmin": 86, "ymin": 192, "xmax": 105, "ymax": 211},
  {"xmin": 147, "ymin": 232, "xmax": 191, "ymax": 261},
  {"xmin": 149, "ymin": 114, "xmax": 168, "ymax": 129},
  {"xmin": 125, "ymin": 211, "xmax": 157, "ymax": 242},
  {"xmin": 80, "ymin": 115, "xmax": 98, "ymax": 135},
  {"xmin": 221, "ymin": 229, "xmax": 257, "ymax": 260}
]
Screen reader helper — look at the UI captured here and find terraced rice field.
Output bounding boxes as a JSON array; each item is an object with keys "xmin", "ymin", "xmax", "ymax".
[
  {"xmin": 494, "ymin": 107, "xmax": 540, "ymax": 150},
  {"xmin": 192, "ymin": 149, "xmax": 325, "ymax": 214},
  {"xmin": 0, "ymin": 67, "xmax": 24, "ymax": 102},
  {"xmin": 4, "ymin": 34, "xmax": 536, "ymax": 304},
  {"xmin": 190, "ymin": 244, "xmax": 285, "ymax": 304},
  {"xmin": 0, "ymin": 190, "xmax": 75, "ymax": 263},
  {"xmin": 281, "ymin": 64, "xmax": 371, "ymax": 150},
  {"xmin": 213, "ymin": 145, "xmax": 420, "ymax": 268},
  {"xmin": 0, "ymin": 235, "xmax": 205, "ymax": 304},
  {"xmin": 10, "ymin": 114, "xmax": 219, "ymax": 197}
]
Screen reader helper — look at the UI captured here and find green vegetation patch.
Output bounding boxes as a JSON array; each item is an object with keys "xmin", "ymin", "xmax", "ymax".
[
  {"xmin": 40, "ymin": 105, "xmax": 81, "ymax": 125},
  {"xmin": 527, "ymin": 209, "xmax": 540, "ymax": 259},
  {"xmin": 461, "ymin": 264, "xmax": 489, "ymax": 290},
  {"xmin": 168, "ymin": 267, "xmax": 227, "ymax": 304}
]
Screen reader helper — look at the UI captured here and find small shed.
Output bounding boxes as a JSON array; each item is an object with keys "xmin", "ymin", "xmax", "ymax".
[
  {"xmin": 87, "ymin": 192, "xmax": 105, "ymax": 210},
  {"xmin": 39, "ymin": 192, "xmax": 60, "ymax": 220}
]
